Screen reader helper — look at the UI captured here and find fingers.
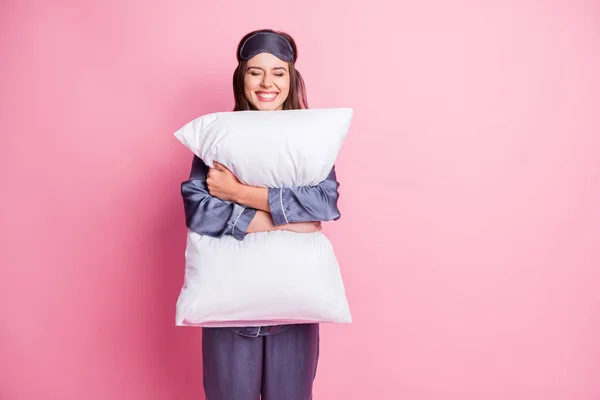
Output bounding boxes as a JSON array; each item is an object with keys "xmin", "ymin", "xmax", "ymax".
[
  {"xmin": 207, "ymin": 165, "xmax": 223, "ymax": 181},
  {"xmin": 213, "ymin": 161, "xmax": 231, "ymax": 173},
  {"xmin": 284, "ymin": 221, "xmax": 323, "ymax": 234}
]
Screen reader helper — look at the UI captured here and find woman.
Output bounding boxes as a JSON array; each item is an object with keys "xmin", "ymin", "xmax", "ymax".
[{"xmin": 181, "ymin": 29, "xmax": 341, "ymax": 400}]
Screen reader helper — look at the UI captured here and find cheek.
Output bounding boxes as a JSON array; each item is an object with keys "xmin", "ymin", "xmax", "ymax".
[
  {"xmin": 244, "ymin": 77, "xmax": 258, "ymax": 94},
  {"xmin": 279, "ymin": 78, "xmax": 291, "ymax": 97}
]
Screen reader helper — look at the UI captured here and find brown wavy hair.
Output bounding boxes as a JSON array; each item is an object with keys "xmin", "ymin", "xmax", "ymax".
[{"xmin": 232, "ymin": 29, "xmax": 308, "ymax": 111}]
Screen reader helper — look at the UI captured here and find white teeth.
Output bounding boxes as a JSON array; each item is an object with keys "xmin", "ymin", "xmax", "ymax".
[{"xmin": 257, "ymin": 93, "xmax": 277, "ymax": 99}]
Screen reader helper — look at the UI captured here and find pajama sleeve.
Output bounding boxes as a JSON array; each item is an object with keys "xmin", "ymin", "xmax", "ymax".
[
  {"xmin": 181, "ymin": 156, "xmax": 257, "ymax": 240},
  {"xmin": 267, "ymin": 166, "xmax": 341, "ymax": 226}
]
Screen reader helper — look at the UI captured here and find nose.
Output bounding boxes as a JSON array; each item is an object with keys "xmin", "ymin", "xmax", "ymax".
[{"xmin": 261, "ymin": 75, "xmax": 273, "ymax": 88}]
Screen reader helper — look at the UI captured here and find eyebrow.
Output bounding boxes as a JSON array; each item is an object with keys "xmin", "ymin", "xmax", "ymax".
[{"xmin": 247, "ymin": 66, "xmax": 288, "ymax": 72}]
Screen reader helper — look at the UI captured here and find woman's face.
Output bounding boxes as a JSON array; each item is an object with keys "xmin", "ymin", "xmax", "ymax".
[{"xmin": 244, "ymin": 52, "xmax": 291, "ymax": 111}]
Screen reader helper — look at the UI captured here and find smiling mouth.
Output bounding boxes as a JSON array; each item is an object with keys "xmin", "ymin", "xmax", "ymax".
[{"xmin": 256, "ymin": 92, "xmax": 279, "ymax": 102}]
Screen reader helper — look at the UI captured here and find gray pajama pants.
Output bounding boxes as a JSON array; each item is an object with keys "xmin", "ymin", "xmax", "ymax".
[{"xmin": 202, "ymin": 324, "xmax": 320, "ymax": 400}]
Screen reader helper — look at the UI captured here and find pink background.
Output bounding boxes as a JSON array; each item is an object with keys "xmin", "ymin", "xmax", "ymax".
[{"xmin": 2, "ymin": 1, "xmax": 599, "ymax": 399}]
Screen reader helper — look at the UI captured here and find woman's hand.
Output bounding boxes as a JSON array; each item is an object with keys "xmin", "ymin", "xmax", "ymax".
[
  {"xmin": 208, "ymin": 161, "xmax": 272, "ymax": 211},
  {"xmin": 248, "ymin": 211, "xmax": 322, "ymax": 234},
  {"xmin": 207, "ymin": 162, "xmax": 243, "ymax": 202},
  {"xmin": 281, "ymin": 221, "xmax": 322, "ymax": 233}
]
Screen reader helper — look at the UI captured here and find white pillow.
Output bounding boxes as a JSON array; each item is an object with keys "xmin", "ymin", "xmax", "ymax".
[{"xmin": 173, "ymin": 107, "xmax": 353, "ymax": 327}]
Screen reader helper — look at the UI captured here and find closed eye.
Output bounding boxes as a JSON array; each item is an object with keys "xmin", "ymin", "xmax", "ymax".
[{"xmin": 247, "ymin": 67, "xmax": 263, "ymax": 76}]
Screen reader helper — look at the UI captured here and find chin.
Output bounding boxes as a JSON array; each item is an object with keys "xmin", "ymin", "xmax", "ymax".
[{"xmin": 255, "ymin": 103, "xmax": 282, "ymax": 111}]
